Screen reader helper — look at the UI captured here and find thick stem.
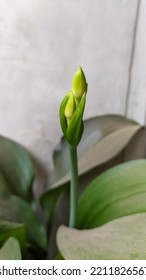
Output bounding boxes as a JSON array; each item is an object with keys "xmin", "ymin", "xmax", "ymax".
[{"xmin": 69, "ymin": 145, "xmax": 79, "ymax": 228}]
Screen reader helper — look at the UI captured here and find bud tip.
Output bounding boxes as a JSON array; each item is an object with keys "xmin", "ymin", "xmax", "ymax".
[{"xmin": 72, "ymin": 66, "xmax": 87, "ymax": 100}]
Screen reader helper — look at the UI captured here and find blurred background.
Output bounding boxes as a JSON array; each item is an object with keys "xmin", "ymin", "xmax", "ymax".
[{"xmin": 0, "ymin": 0, "xmax": 145, "ymax": 174}]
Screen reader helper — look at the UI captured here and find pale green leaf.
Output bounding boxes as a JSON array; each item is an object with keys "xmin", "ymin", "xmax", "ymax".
[
  {"xmin": 57, "ymin": 213, "xmax": 146, "ymax": 259},
  {"xmin": 0, "ymin": 237, "xmax": 21, "ymax": 260}
]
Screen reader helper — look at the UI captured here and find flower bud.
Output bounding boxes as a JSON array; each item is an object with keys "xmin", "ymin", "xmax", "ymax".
[
  {"xmin": 64, "ymin": 91, "xmax": 75, "ymax": 119},
  {"xmin": 72, "ymin": 66, "xmax": 87, "ymax": 100},
  {"xmin": 59, "ymin": 67, "xmax": 88, "ymax": 147}
]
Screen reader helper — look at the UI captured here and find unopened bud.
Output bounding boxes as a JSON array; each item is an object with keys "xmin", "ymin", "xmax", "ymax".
[
  {"xmin": 64, "ymin": 91, "xmax": 75, "ymax": 119},
  {"xmin": 59, "ymin": 66, "xmax": 88, "ymax": 147},
  {"xmin": 72, "ymin": 66, "xmax": 87, "ymax": 100}
]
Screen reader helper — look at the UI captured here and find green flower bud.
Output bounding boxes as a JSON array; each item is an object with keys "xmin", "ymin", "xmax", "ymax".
[
  {"xmin": 72, "ymin": 66, "xmax": 87, "ymax": 100},
  {"xmin": 64, "ymin": 91, "xmax": 76, "ymax": 121},
  {"xmin": 67, "ymin": 93, "xmax": 86, "ymax": 146},
  {"xmin": 59, "ymin": 67, "xmax": 88, "ymax": 147}
]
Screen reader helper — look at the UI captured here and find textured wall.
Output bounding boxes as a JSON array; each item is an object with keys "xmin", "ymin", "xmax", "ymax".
[{"xmin": 0, "ymin": 0, "xmax": 145, "ymax": 173}]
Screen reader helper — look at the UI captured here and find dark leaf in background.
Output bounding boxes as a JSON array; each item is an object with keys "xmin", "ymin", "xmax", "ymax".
[
  {"xmin": 0, "ymin": 171, "xmax": 10, "ymax": 196},
  {"xmin": 0, "ymin": 195, "xmax": 47, "ymax": 251},
  {"xmin": 0, "ymin": 220, "xmax": 26, "ymax": 249},
  {"xmin": 0, "ymin": 135, "xmax": 35, "ymax": 201}
]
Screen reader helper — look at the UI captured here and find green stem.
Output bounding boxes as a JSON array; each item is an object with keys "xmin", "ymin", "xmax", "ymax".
[{"xmin": 69, "ymin": 145, "xmax": 79, "ymax": 228}]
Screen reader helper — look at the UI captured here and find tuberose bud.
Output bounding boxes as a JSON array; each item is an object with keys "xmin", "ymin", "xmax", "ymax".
[
  {"xmin": 72, "ymin": 66, "xmax": 87, "ymax": 100},
  {"xmin": 59, "ymin": 67, "xmax": 88, "ymax": 147},
  {"xmin": 64, "ymin": 91, "xmax": 76, "ymax": 119}
]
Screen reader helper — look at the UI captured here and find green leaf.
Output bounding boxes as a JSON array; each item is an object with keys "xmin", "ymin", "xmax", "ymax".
[
  {"xmin": 0, "ymin": 237, "xmax": 21, "ymax": 260},
  {"xmin": 0, "ymin": 195, "xmax": 47, "ymax": 251},
  {"xmin": 77, "ymin": 159, "xmax": 146, "ymax": 228},
  {"xmin": 11, "ymin": 196, "xmax": 47, "ymax": 250},
  {"xmin": 0, "ymin": 220, "xmax": 26, "ymax": 249},
  {"xmin": 53, "ymin": 115, "xmax": 138, "ymax": 182},
  {"xmin": 0, "ymin": 135, "xmax": 35, "ymax": 200},
  {"xmin": 51, "ymin": 123, "xmax": 141, "ymax": 190},
  {"xmin": 0, "ymin": 170, "xmax": 10, "ymax": 196},
  {"xmin": 57, "ymin": 213, "xmax": 146, "ymax": 259}
]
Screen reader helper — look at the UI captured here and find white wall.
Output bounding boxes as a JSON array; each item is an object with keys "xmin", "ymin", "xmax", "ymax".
[{"xmin": 0, "ymin": 0, "xmax": 145, "ymax": 173}]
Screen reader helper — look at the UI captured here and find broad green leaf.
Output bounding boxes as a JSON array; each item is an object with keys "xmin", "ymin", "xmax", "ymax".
[
  {"xmin": 77, "ymin": 159, "xmax": 146, "ymax": 229},
  {"xmin": 0, "ymin": 135, "xmax": 35, "ymax": 200},
  {"xmin": 50, "ymin": 124, "xmax": 141, "ymax": 190},
  {"xmin": 0, "ymin": 195, "xmax": 47, "ymax": 250},
  {"xmin": 53, "ymin": 115, "xmax": 138, "ymax": 182},
  {"xmin": 0, "ymin": 220, "xmax": 26, "ymax": 249},
  {"xmin": 0, "ymin": 237, "xmax": 21, "ymax": 260},
  {"xmin": 57, "ymin": 213, "xmax": 146, "ymax": 259}
]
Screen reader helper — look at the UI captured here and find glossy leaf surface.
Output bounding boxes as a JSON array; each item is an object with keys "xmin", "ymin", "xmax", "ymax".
[{"xmin": 77, "ymin": 159, "xmax": 146, "ymax": 228}]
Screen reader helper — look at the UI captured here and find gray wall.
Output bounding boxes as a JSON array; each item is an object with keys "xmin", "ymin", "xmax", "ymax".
[{"xmin": 0, "ymin": 0, "xmax": 145, "ymax": 173}]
